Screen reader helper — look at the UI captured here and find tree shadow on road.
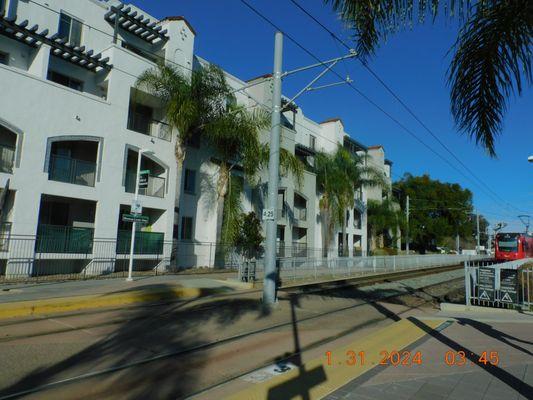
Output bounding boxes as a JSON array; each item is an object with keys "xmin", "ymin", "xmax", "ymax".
[{"xmin": 0, "ymin": 286, "xmax": 271, "ymax": 399}]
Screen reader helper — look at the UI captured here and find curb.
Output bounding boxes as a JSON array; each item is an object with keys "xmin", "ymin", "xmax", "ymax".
[
  {"xmin": 213, "ymin": 279, "xmax": 255, "ymax": 290},
  {"xmin": 0, "ymin": 286, "xmax": 230, "ymax": 320},
  {"xmin": 440, "ymin": 302, "xmax": 533, "ymax": 315}
]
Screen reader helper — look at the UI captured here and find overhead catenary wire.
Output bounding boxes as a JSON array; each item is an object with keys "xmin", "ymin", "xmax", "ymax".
[
  {"xmin": 238, "ymin": 0, "xmax": 524, "ymax": 217},
  {"xmin": 286, "ymin": 0, "xmax": 527, "ymax": 215},
  {"xmin": 23, "ymin": 0, "xmax": 525, "ymax": 224}
]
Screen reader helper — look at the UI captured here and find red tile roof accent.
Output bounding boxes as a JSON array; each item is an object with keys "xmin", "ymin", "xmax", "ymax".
[
  {"xmin": 320, "ymin": 117, "xmax": 343, "ymax": 125},
  {"xmin": 160, "ymin": 16, "xmax": 196, "ymax": 36}
]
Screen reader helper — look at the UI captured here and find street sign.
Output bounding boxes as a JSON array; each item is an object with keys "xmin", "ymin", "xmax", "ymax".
[
  {"xmin": 499, "ymin": 269, "xmax": 518, "ymax": 304},
  {"xmin": 122, "ymin": 214, "xmax": 149, "ymax": 224},
  {"xmin": 262, "ymin": 209, "xmax": 275, "ymax": 221},
  {"xmin": 139, "ymin": 176, "xmax": 148, "ymax": 188},
  {"xmin": 139, "ymin": 170, "xmax": 150, "ymax": 189},
  {"xmin": 131, "ymin": 199, "xmax": 142, "ymax": 215},
  {"xmin": 478, "ymin": 267, "xmax": 495, "ymax": 301}
]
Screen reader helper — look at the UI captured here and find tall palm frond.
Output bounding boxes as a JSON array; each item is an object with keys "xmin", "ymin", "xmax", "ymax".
[
  {"xmin": 325, "ymin": 0, "xmax": 474, "ymax": 59},
  {"xmin": 136, "ymin": 63, "xmax": 232, "ymax": 150},
  {"xmin": 205, "ymin": 105, "xmax": 270, "ymax": 181},
  {"xmin": 324, "ymin": 0, "xmax": 532, "ymax": 156},
  {"xmin": 448, "ymin": 0, "xmax": 532, "ymax": 156},
  {"xmin": 221, "ymin": 175, "xmax": 244, "ymax": 244}
]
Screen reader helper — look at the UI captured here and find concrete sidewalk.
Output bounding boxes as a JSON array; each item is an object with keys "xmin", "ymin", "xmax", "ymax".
[
  {"xmin": 325, "ymin": 309, "xmax": 533, "ymax": 400},
  {"xmin": 0, "ymin": 274, "xmax": 252, "ymax": 319}
]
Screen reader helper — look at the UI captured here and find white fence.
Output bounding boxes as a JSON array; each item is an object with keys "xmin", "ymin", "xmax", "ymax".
[{"xmin": 239, "ymin": 254, "xmax": 486, "ymax": 283}]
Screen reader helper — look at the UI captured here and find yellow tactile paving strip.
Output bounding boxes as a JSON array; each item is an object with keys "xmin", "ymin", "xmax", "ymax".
[
  {"xmin": 0, "ymin": 286, "xmax": 218, "ymax": 319},
  {"xmin": 225, "ymin": 318, "xmax": 445, "ymax": 400}
]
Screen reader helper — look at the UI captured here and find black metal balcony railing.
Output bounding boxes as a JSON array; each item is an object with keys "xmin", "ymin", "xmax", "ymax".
[
  {"xmin": 354, "ymin": 199, "xmax": 366, "ymax": 213},
  {"xmin": 127, "ymin": 113, "xmax": 171, "ymax": 142},
  {"xmin": 35, "ymin": 224, "xmax": 94, "ymax": 254},
  {"xmin": 116, "ymin": 230, "xmax": 164, "ymax": 255},
  {"xmin": 125, "ymin": 170, "xmax": 165, "ymax": 198},
  {"xmin": 276, "ymin": 241, "xmax": 285, "ymax": 257},
  {"xmin": 0, "ymin": 144, "xmax": 15, "ymax": 173},
  {"xmin": 295, "ymin": 207, "xmax": 307, "ymax": 221},
  {"xmin": 292, "ymin": 242, "xmax": 307, "ymax": 257},
  {"xmin": 48, "ymin": 154, "xmax": 96, "ymax": 187},
  {"xmin": 0, "ymin": 222, "xmax": 12, "ymax": 252}
]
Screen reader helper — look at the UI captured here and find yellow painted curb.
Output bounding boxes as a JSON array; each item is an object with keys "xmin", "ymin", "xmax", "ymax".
[
  {"xmin": 0, "ymin": 286, "xmax": 222, "ymax": 319},
  {"xmin": 213, "ymin": 279, "xmax": 255, "ymax": 290},
  {"xmin": 225, "ymin": 318, "xmax": 444, "ymax": 400}
]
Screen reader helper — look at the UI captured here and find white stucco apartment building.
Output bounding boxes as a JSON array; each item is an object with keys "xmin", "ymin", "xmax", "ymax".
[
  {"xmin": 0, "ymin": 0, "xmax": 396, "ymax": 276},
  {"xmin": 0, "ymin": 0, "xmax": 195, "ymax": 276}
]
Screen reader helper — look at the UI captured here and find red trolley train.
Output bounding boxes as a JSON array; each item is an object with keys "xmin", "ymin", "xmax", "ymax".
[{"xmin": 494, "ymin": 232, "xmax": 533, "ymax": 261}]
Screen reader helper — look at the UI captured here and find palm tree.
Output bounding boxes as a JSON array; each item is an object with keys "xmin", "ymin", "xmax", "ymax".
[
  {"xmin": 315, "ymin": 146, "xmax": 384, "ymax": 256},
  {"xmin": 367, "ymin": 197, "xmax": 404, "ymax": 253},
  {"xmin": 324, "ymin": 0, "xmax": 532, "ymax": 156},
  {"xmin": 135, "ymin": 63, "xmax": 232, "ymax": 232},
  {"xmin": 204, "ymin": 104, "xmax": 305, "ymax": 247}
]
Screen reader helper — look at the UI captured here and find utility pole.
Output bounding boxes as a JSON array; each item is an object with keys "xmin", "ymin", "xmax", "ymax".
[
  {"xmin": 476, "ymin": 210, "xmax": 480, "ymax": 254},
  {"xmin": 405, "ymin": 195, "xmax": 409, "ymax": 254},
  {"xmin": 259, "ymin": 34, "xmax": 356, "ymax": 305},
  {"xmin": 263, "ymin": 31, "xmax": 283, "ymax": 306}
]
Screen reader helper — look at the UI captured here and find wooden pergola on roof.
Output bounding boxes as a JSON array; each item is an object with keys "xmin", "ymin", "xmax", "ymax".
[
  {"xmin": 0, "ymin": 14, "xmax": 112, "ymax": 72},
  {"xmin": 105, "ymin": 4, "xmax": 169, "ymax": 44}
]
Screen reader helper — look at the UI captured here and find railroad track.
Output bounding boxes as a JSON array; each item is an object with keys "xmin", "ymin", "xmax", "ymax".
[
  {"xmin": 0, "ymin": 263, "xmax": 464, "ymax": 341},
  {"xmin": 0, "ymin": 266, "xmax": 464, "ymax": 400}
]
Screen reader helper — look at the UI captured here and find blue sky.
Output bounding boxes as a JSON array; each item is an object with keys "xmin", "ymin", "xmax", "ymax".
[{"xmin": 133, "ymin": 0, "xmax": 532, "ymax": 232}]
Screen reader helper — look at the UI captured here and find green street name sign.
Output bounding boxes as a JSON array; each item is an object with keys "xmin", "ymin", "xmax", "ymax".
[{"xmin": 122, "ymin": 214, "xmax": 149, "ymax": 223}]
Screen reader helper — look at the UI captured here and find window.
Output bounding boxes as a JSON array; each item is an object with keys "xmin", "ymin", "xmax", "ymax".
[
  {"xmin": 128, "ymin": 103, "xmax": 153, "ymax": 134},
  {"xmin": 309, "ymin": 135, "xmax": 316, "ymax": 150},
  {"xmin": 183, "ymin": 169, "xmax": 196, "ymax": 194},
  {"xmin": 121, "ymin": 42, "xmax": 158, "ymax": 64},
  {"xmin": 181, "ymin": 216, "xmax": 193, "ymax": 240},
  {"xmin": 0, "ymin": 51, "xmax": 8, "ymax": 66},
  {"xmin": 58, "ymin": 12, "xmax": 82, "ymax": 47},
  {"xmin": 48, "ymin": 71, "xmax": 84, "ymax": 91}
]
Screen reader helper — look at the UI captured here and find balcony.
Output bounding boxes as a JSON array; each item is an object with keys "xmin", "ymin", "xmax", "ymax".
[
  {"xmin": 0, "ymin": 222, "xmax": 12, "ymax": 252},
  {"xmin": 125, "ymin": 170, "xmax": 165, "ymax": 198},
  {"xmin": 0, "ymin": 144, "xmax": 15, "ymax": 173},
  {"xmin": 127, "ymin": 112, "xmax": 171, "ymax": 142},
  {"xmin": 295, "ymin": 207, "xmax": 307, "ymax": 221},
  {"xmin": 48, "ymin": 154, "xmax": 96, "ymax": 187},
  {"xmin": 292, "ymin": 242, "xmax": 307, "ymax": 257},
  {"xmin": 354, "ymin": 199, "xmax": 366, "ymax": 213},
  {"xmin": 35, "ymin": 225, "xmax": 94, "ymax": 254},
  {"xmin": 276, "ymin": 241, "xmax": 286, "ymax": 258},
  {"xmin": 277, "ymin": 207, "xmax": 287, "ymax": 220},
  {"xmin": 116, "ymin": 230, "xmax": 164, "ymax": 255}
]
